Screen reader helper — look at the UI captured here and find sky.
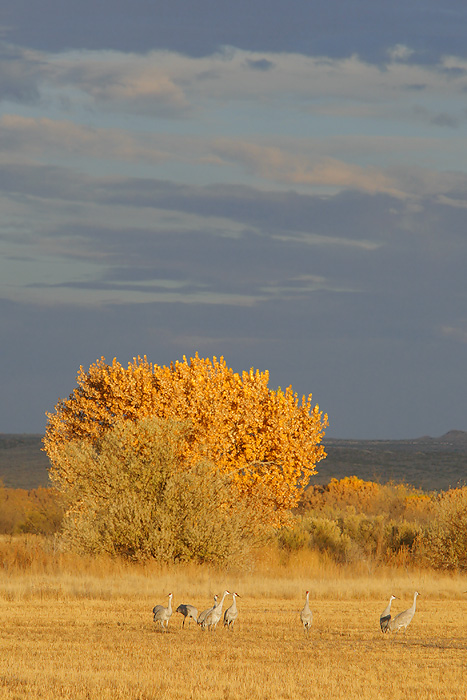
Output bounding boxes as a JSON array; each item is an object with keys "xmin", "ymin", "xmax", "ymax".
[{"xmin": 1, "ymin": 1, "xmax": 466, "ymax": 439}]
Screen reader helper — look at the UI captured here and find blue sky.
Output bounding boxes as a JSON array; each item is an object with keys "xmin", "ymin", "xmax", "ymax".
[{"xmin": 1, "ymin": 1, "xmax": 466, "ymax": 439}]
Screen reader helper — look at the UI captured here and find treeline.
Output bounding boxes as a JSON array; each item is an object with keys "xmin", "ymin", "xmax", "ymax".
[
  {"xmin": 1, "ymin": 476, "xmax": 466, "ymax": 571},
  {"xmin": 0, "ymin": 483, "xmax": 64, "ymax": 535},
  {"xmin": 281, "ymin": 476, "xmax": 467, "ymax": 571}
]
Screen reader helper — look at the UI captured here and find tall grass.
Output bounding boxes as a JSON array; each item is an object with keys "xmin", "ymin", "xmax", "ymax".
[{"xmin": 1, "ymin": 535, "xmax": 466, "ymax": 603}]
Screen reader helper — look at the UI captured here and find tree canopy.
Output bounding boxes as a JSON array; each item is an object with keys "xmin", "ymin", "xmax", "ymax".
[{"xmin": 44, "ymin": 355, "xmax": 328, "ymax": 522}]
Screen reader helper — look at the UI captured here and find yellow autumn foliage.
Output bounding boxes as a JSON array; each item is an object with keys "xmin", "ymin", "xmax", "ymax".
[{"xmin": 44, "ymin": 355, "xmax": 328, "ymax": 519}]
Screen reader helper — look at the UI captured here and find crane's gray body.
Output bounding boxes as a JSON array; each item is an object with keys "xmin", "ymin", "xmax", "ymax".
[
  {"xmin": 153, "ymin": 593, "xmax": 173, "ymax": 630},
  {"xmin": 300, "ymin": 591, "xmax": 313, "ymax": 636},
  {"xmin": 197, "ymin": 595, "xmax": 218, "ymax": 626},
  {"xmin": 388, "ymin": 592, "xmax": 419, "ymax": 633},
  {"xmin": 223, "ymin": 592, "xmax": 240, "ymax": 629},
  {"xmin": 380, "ymin": 594, "xmax": 397, "ymax": 633},
  {"xmin": 204, "ymin": 590, "xmax": 230, "ymax": 630},
  {"xmin": 176, "ymin": 603, "xmax": 198, "ymax": 627}
]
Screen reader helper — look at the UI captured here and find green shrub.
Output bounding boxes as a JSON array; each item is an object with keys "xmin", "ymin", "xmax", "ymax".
[
  {"xmin": 277, "ymin": 525, "xmax": 310, "ymax": 552},
  {"xmin": 305, "ymin": 517, "xmax": 354, "ymax": 563},
  {"xmin": 338, "ymin": 512, "xmax": 386, "ymax": 559},
  {"xmin": 385, "ymin": 520, "xmax": 421, "ymax": 554}
]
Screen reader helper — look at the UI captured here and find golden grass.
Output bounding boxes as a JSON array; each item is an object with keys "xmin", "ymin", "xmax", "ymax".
[{"xmin": 0, "ymin": 542, "xmax": 466, "ymax": 699}]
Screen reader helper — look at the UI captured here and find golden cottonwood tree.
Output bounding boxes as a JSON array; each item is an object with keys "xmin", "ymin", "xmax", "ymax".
[{"xmin": 44, "ymin": 355, "xmax": 327, "ymax": 521}]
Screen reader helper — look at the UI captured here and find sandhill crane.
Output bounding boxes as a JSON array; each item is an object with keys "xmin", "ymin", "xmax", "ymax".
[
  {"xmin": 388, "ymin": 591, "xmax": 420, "ymax": 634},
  {"xmin": 176, "ymin": 603, "xmax": 198, "ymax": 628},
  {"xmin": 197, "ymin": 595, "xmax": 218, "ymax": 627},
  {"xmin": 224, "ymin": 592, "xmax": 240, "ymax": 630},
  {"xmin": 152, "ymin": 593, "xmax": 173, "ymax": 630},
  {"xmin": 300, "ymin": 590, "xmax": 313, "ymax": 636},
  {"xmin": 203, "ymin": 590, "xmax": 230, "ymax": 631},
  {"xmin": 380, "ymin": 594, "xmax": 397, "ymax": 633}
]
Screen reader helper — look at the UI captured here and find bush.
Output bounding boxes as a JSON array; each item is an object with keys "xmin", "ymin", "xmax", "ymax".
[
  {"xmin": 417, "ymin": 487, "xmax": 467, "ymax": 570},
  {"xmin": 281, "ymin": 477, "xmax": 432, "ymax": 567},
  {"xmin": 300, "ymin": 477, "xmax": 433, "ymax": 521},
  {"xmin": 277, "ymin": 525, "xmax": 309, "ymax": 553},
  {"xmin": 339, "ymin": 512, "xmax": 387, "ymax": 559},
  {"xmin": 386, "ymin": 520, "xmax": 421, "ymax": 554},
  {"xmin": 0, "ymin": 484, "xmax": 64, "ymax": 535},
  {"xmin": 307, "ymin": 517, "xmax": 353, "ymax": 563},
  {"xmin": 58, "ymin": 417, "xmax": 269, "ymax": 564}
]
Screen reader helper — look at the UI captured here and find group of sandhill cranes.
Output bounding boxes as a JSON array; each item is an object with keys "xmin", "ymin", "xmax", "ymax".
[
  {"xmin": 153, "ymin": 589, "xmax": 421, "ymax": 635},
  {"xmin": 152, "ymin": 590, "xmax": 240, "ymax": 631},
  {"xmin": 299, "ymin": 590, "xmax": 421, "ymax": 636}
]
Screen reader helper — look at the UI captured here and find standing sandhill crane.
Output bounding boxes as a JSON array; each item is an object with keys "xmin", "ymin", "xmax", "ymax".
[
  {"xmin": 152, "ymin": 593, "xmax": 173, "ymax": 630},
  {"xmin": 380, "ymin": 594, "xmax": 397, "ymax": 633},
  {"xmin": 203, "ymin": 590, "xmax": 230, "ymax": 631},
  {"xmin": 197, "ymin": 595, "xmax": 218, "ymax": 627},
  {"xmin": 388, "ymin": 591, "xmax": 420, "ymax": 633},
  {"xmin": 300, "ymin": 590, "xmax": 313, "ymax": 636},
  {"xmin": 223, "ymin": 592, "xmax": 240, "ymax": 630},
  {"xmin": 176, "ymin": 603, "xmax": 198, "ymax": 628}
]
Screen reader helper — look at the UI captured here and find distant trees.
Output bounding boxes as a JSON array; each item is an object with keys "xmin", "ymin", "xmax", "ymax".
[
  {"xmin": 43, "ymin": 355, "xmax": 328, "ymax": 561},
  {"xmin": 0, "ymin": 483, "xmax": 64, "ymax": 535},
  {"xmin": 279, "ymin": 477, "xmax": 467, "ymax": 572},
  {"xmin": 419, "ymin": 486, "xmax": 467, "ymax": 570}
]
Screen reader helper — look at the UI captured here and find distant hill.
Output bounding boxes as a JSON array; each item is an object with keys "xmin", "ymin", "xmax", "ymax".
[
  {"xmin": 313, "ymin": 430, "xmax": 467, "ymax": 492},
  {"xmin": 0, "ymin": 431, "xmax": 466, "ymax": 492},
  {"xmin": 0, "ymin": 435, "xmax": 51, "ymax": 489}
]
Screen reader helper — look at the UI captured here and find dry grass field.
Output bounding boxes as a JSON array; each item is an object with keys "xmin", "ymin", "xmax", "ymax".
[{"xmin": 0, "ymin": 541, "xmax": 466, "ymax": 700}]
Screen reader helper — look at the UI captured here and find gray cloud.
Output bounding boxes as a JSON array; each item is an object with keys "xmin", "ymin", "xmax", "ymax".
[
  {"xmin": 0, "ymin": 44, "xmax": 43, "ymax": 102},
  {"xmin": 430, "ymin": 113, "xmax": 460, "ymax": 128},
  {"xmin": 245, "ymin": 58, "xmax": 275, "ymax": 71},
  {"xmin": 3, "ymin": 1, "xmax": 467, "ymax": 65}
]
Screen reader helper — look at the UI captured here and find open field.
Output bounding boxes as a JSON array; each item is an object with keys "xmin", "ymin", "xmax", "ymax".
[{"xmin": 0, "ymin": 545, "xmax": 466, "ymax": 700}]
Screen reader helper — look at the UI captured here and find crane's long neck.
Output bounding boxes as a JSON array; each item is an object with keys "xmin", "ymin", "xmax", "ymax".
[
  {"xmin": 411, "ymin": 593, "xmax": 418, "ymax": 612},
  {"xmin": 167, "ymin": 596, "xmax": 172, "ymax": 614}
]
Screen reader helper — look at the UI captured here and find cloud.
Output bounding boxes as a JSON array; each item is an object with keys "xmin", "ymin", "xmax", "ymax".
[
  {"xmin": 387, "ymin": 44, "xmax": 415, "ymax": 62},
  {"xmin": 0, "ymin": 45, "xmax": 191, "ymax": 116},
  {"xmin": 52, "ymin": 50, "xmax": 191, "ymax": 116},
  {"xmin": 0, "ymin": 114, "xmax": 173, "ymax": 163},
  {"xmin": 3, "ymin": 113, "xmax": 467, "ymax": 204},
  {"xmin": 0, "ymin": 44, "xmax": 44, "ymax": 102},
  {"xmin": 3, "ymin": 43, "xmax": 467, "ymax": 122},
  {"xmin": 245, "ymin": 58, "xmax": 275, "ymax": 71},
  {"xmin": 441, "ymin": 323, "xmax": 467, "ymax": 344},
  {"xmin": 211, "ymin": 140, "xmax": 406, "ymax": 196},
  {"xmin": 430, "ymin": 113, "xmax": 460, "ymax": 128}
]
